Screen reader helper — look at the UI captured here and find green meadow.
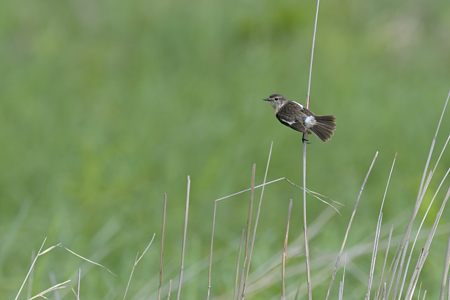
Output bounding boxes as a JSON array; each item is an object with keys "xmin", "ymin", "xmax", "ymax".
[{"xmin": 0, "ymin": 0, "xmax": 449, "ymax": 299}]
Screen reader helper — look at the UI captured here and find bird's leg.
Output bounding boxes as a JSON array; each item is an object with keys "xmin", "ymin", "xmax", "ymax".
[{"xmin": 302, "ymin": 133, "xmax": 310, "ymax": 144}]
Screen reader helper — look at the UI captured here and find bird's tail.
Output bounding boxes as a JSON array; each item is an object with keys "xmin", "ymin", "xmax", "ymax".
[{"xmin": 310, "ymin": 115, "xmax": 336, "ymax": 142}]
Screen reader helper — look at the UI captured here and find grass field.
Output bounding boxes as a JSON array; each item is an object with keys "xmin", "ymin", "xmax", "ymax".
[{"xmin": 1, "ymin": 0, "xmax": 449, "ymax": 299}]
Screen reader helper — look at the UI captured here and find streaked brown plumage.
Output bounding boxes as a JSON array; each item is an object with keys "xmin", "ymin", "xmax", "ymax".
[{"xmin": 264, "ymin": 93, "xmax": 336, "ymax": 142}]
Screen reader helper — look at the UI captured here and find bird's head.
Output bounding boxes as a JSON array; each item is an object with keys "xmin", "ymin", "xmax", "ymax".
[{"xmin": 263, "ymin": 94, "xmax": 287, "ymax": 111}]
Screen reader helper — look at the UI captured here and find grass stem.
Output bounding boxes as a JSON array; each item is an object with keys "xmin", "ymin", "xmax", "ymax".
[{"xmin": 176, "ymin": 176, "xmax": 191, "ymax": 300}]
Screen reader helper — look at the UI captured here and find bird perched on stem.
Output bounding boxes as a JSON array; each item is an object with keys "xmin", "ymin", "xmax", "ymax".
[{"xmin": 264, "ymin": 94, "xmax": 336, "ymax": 143}]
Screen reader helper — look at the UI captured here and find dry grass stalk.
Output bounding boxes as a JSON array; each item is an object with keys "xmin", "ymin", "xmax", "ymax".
[
  {"xmin": 176, "ymin": 176, "xmax": 191, "ymax": 300},
  {"xmin": 75, "ymin": 268, "xmax": 81, "ymax": 300},
  {"xmin": 431, "ymin": 134, "xmax": 449, "ymax": 174},
  {"xmin": 234, "ymin": 230, "xmax": 246, "ymax": 300},
  {"xmin": 375, "ymin": 226, "xmax": 394, "ymax": 300},
  {"xmin": 28, "ymin": 279, "xmax": 71, "ymax": 300},
  {"xmin": 208, "ymin": 144, "xmax": 285, "ymax": 299},
  {"xmin": 398, "ymin": 168, "xmax": 450, "ymax": 298},
  {"xmin": 122, "ymin": 233, "xmax": 156, "ymax": 300},
  {"xmin": 209, "ymin": 142, "xmax": 274, "ymax": 300},
  {"xmin": 392, "ymin": 171, "xmax": 433, "ymax": 298},
  {"xmin": 389, "ymin": 91, "xmax": 449, "ymax": 299},
  {"xmin": 417, "ymin": 282, "xmax": 423, "ymax": 300},
  {"xmin": 281, "ymin": 199, "xmax": 293, "ymax": 300},
  {"xmin": 238, "ymin": 163, "xmax": 257, "ymax": 299},
  {"xmin": 284, "ymin": 178, "xmax": 342, "ymax": 214},
  {"xmin": 245, "ymin": 208, "xmax": 336, "ymax": 293},
  {"xmin": 366, "ymin": 155, "xmax": 396, "ymax": 299},
  {"xmin": 15, "ymin": 237, "xmax": 60, "ymax": 300},
  {"xmin": 338, "ymin": 259, "xmax": 346, "ymax": 300},
  {"xmin": 439, "ymin": 235, "xmax": 450, "ymax": 300},
  {"xmin": 50, "ymin": 273, "xmax": 62, "ymax": 300},
  {"xmin": 215, "ymin": 177, "xmax": 285, "ymax": 202},
  {"xmin": 60, "ymin": 244, "xmax": 115, "ymax": 276},
  {"xmin": 207, "ymin": 202, "xmax": 217, "ymax": 300},
  {"xmin": 302, "ymin": 0, "xmax": 323, "ymax": 296},
  {"xmin": 26, "ymin": 252, "xmax": 36, "ymax": 299},
  {"xmin": 405, "ymin": 187, "xmax": 450, "ymax": 299},
  {"xmin": 217, "ymin": 176, "xmax": 341, "ymax": 213},
  {"xmin": 325, "ymin": 151, "xmax": 379, "ymax": 299},
  {"xmin": 246, "ymin": 142, "xmax": 273, "ymax": 280},
  {"xmin": 301, "ymin": 139, "xmax": 312, "ymax": 300},
  {"xmin": 366, "ymin": 212, "xmax": 383, "ymax": 300},
  {"xmin": 167, "ymin": 279, "xmax": 172, "ymax": 300},
  {"xmin": 158, "ymin": 193, "xmax": 168, "ymax": 300}
]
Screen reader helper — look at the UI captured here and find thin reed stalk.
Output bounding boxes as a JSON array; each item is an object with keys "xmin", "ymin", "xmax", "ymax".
[
  {"xmin": 76, "ymin": 268, "xmax": 81, "ymax": 300},
  {"xmin": 366, "ymin": 212, "xmax": 383, "ymax": 300},
  {"xmin": 15, "ymin": 238, "xmax": 60, "ymax": 300},
  {"xmin": 375, "ymin": 226, "xmax": 394, "ymax": 300},
  {"xmin": 122, "ymin": 234, "xmax": 156, "ymax": 300},
  {"xmin": 242, "ymin": 208, "xmax": 336, "ymax": 293},
  {"xmin": 238, "ymin": 164, "xmax": 256, "ymax": 299},
  {"xmin": 28, "ymin": 280, "xmax": 71, "ymax": 300},
  {"xmin": 26, "ymin": 252, "xmax": 36, "ymax": 299},
  {"xmin": 301, "ymin": 143, "xmax": 312, "ymax": 300},
  {"xmin": 59, "ymin": 244, "xmax": 115, "ymax": 276},
  {"xmin": 234, "ymin": 230, "xmax": 246, "ymax": 300},
  {"xmin": 214, "ymin": 177, "xmax": 284, "ymax": 202},
  {"xmin": 302, "ymin": 0, "xmax": 322, "ymax": 296},
  {"xmin": 207, "ymin": 202, "xmax": 217, "ymax": 300},
  {"xmin": 176, "ymin": 176, "xmax": 191, "ymax": 300},
  {"xmin": 325, "ymin": 151, "xmax": 379, "ymax": 300},
  {"xmin": 246, "ymin": 142, "xmax": 273, "ymax": 283},
  {"xmin": 281, "ymin": 199, "xmax": 293, "ymax": 300},
  {"xmin": 306, "ymin": 0, "xmax": 321, "ymax": 104},
  {"xmin": 158, "ymin": 193, "xmax": 168, "ymax": 300},
  {"xmin": 439, "ymin": 235, "xmax": 450, "ymax": 300},
  {"xmin": 398, "ymin": 168, "xmax": 450, "ymax": 299},
  {"xmin": 366, "ymin": 155, "xmax": 396, "ymax": 299},
  {"xmin": 405, "ymin": 188, "xmax": 450, "ymax": 299},
  {"xmin": 418, "ymin": 282, "xmax": 423, "ymax": 300},
  {"xmin": 167, "ymin": 279, "xmax": 172, "ymax": 300},
  {"xmin": 216, "ymin": 176, "xmax": 341, "ymax": 213},
  {"xmin": 389, "ymin": 91, "xmax": 449, "ymax": 299},
  {"xmin": 338, "ymin": 260, "xmax": 346, "ymax": 300}
]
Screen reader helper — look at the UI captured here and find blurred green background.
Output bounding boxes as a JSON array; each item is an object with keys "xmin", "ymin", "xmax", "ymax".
[{"xmin": 0, "ymin": 0, "xmax": 449, "ymax": 298}]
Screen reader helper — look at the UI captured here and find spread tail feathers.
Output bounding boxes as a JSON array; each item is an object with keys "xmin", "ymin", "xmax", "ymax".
[{"xmin": 310, "ymin": 115, "xmax": 336, "ymax": 142}]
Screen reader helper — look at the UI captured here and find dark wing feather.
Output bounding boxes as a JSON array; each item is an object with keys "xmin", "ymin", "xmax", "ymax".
[{"xmin": 275, "ymin": 102, "xmax": 311, "ymax": 133}]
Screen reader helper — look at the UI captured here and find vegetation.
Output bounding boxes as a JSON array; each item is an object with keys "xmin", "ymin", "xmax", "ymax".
[{"xmin": 0, "ymin": 0, "xmax": 449, "ymax": 298}]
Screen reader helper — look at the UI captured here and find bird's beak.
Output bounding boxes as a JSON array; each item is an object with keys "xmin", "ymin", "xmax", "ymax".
[{"xmin": 263, "ymin": 98, "xmax": 270, "ymax": 102}]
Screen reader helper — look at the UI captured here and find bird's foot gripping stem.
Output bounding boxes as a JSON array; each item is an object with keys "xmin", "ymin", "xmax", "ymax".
[{"xmin": 302, "ymin": 133, "xmax": 310, "ymax": 144}]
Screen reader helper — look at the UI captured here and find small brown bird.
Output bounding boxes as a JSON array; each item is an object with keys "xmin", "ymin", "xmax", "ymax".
[{"xmin": 264, "ymin": 94, "xmax": 336, "ymax": 142}]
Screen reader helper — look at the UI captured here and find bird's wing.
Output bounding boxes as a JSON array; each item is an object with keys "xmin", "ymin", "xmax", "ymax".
[
  {"xmin": 276, "ymin": 102, "xmax": 310, "ymax": 132},
  {"xmin": 292, "ymin": 102, "xmax": 314, "ymax": 117}
]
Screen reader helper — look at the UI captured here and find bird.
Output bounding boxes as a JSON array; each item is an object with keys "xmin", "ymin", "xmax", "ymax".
[{"xmin": 264, "ymin": 93, "xmax": 336, "ymax": 143}]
